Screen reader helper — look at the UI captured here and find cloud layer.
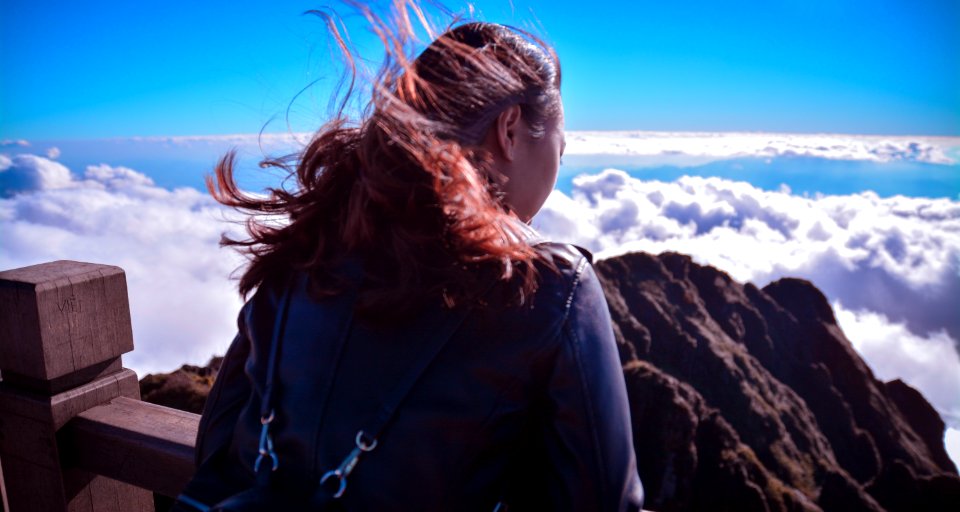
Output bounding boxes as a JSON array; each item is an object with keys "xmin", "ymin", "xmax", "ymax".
[
  {"xmin": 532, "ymin": 168, "xmax": 960, "ymax": 428},
  {"xmin": 61, "ymin": 130, "xmax": 960, "ymax": 167},
  {"xmin": 565, "ymin": 131, "xmax": 960, "ymax": 165}
]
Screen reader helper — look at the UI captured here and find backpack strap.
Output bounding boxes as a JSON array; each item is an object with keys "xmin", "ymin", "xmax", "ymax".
[
  {"xmin": 252, "ymin": 273, "xmax": 298, "ymax": 483},
  {"xmin": 316, "ymin": 273, "xmax": 500, "ymax": 501},
  {"xmin": 256, "ymin": 259, "xmax": 366, "ymax": 483}
]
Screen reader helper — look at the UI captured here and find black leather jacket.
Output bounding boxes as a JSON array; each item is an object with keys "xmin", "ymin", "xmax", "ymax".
[{"xmin": 194, "ymin": 241, "xmax": 644, "ymax": 511}]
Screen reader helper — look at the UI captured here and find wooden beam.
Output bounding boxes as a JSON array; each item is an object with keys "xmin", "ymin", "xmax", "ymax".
[{"xmin": 62, "ymin": 397, "xmax": 199, "ymax": 498}]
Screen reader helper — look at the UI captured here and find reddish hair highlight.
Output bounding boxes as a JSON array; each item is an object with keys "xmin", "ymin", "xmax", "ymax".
[{"xmin": 208, "ymin": 1, "xmax": 562, "ymax": 324}]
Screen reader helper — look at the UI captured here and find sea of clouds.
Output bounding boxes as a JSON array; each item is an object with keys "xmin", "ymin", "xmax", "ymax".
[
  {"xmin": 532, "ymin": 169, "xmax": 960, "ymax": 425},
  {"xmin": 2, "ymin": 132, "xmax": 958, "ymax": 464}
]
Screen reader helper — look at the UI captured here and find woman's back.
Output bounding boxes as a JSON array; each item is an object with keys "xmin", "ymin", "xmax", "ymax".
[
  {"xmin": 176, "ymin": 5, "xmax": 644, "ymax": 509},
  {"xmin": 194, "ymin": 241, "xmax": 642, "ymax": 511}
]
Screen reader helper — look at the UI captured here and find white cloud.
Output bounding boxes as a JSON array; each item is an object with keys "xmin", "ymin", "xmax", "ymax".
[
  {"xmin": 46, "ymin": 146, "xmax": 61, "ymax": 159},
  {"xmin": 125, "ymin": 132, "xmax": 311, "ymax": 151},
  {"xmin": 0, "ymin": 154, "xmax": 74, "ymax": 195},
  {"xmin": 532, "ymin": 168, "xmax": 960, "ymax": 433},
  {"xmin": 0, "ymin": 139, "xmax": 30, "ymax": 148},
  {"xmin": 83, "ymin": 163, "xmax": 156, "ymax": 189},
  {"xmin": 948, "ymin": 428, "xmax": 960, "ymax": 471},
  {"xmin": 0, "ymin": 154, "xmax": 247, "ymax": 376},
  {"xmin": 564, "ymin": 131, "xmax": 960, "ymax": 165}
]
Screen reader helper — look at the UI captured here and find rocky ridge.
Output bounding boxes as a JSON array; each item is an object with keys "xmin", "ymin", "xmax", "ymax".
[{"xmin": 595, "ymin": 251, "xmax": 958, "ymax": 511}]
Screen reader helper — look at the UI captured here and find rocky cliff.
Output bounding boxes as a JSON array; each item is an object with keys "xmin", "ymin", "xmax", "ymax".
[
  {"xmin": 595, "ymin": 251, "xmax": 959, "ymax": 511},
  {"xmin": 141, "ymin": 250, "xmax": 960, "ymax": 511},
  {"xmin": 140, "ymin": 357, "xmax": 222, "ymax": 414}
]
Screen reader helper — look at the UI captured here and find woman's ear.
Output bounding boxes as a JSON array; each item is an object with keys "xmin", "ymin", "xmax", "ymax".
[{"xmin": 493, "ymin": 104, "xmax": 523, "ymax": 162}]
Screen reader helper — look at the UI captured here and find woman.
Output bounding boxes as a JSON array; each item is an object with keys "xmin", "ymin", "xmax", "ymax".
[{"xmin": 175, "ymin": 3, "xmax": 643, "ymax": 511}]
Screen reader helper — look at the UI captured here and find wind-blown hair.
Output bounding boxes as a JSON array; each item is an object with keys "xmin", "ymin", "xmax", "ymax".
[{"xmin": 209, "ymin": 1, "xmax": 563, "ymax": 324}]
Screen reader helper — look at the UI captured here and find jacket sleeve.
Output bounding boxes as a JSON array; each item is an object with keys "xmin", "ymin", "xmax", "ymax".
[
  {"xmin": 193, "ymin": 304, "xmax": 253, "ymax": 467},
  {"xmin": 536, "ymin": 258, "xmax": 645, "ymax": 511}
]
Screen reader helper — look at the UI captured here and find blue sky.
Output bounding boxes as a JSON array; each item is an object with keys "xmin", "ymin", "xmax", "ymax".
[{"xmin": 2, "ymin": 0, "xmax": 958, "ymax": 139}]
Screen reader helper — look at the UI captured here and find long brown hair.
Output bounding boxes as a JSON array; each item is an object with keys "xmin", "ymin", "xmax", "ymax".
[{"xmin": 209, "ymin": 1, "xmax": 563, "ymax": 324}]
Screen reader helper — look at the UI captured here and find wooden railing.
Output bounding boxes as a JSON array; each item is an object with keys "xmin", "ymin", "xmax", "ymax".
[{"xmin": 0, "ymin": 260, "xmax": 195, "ymax": 511}]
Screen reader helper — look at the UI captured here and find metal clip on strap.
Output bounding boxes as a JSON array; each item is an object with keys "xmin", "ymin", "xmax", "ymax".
[
  {"xmin": 253, "ymin": 409, "xmax": 279, "ymax": 473},
  {"xmin": 320, "ymin": 431, "xmax": 378, "ymax": 498},
  {"xmin": 252, "ymin": 275, "xmax": 296, "ymax": 476}
]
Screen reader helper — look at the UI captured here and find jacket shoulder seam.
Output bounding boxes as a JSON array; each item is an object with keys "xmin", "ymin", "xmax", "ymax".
[
  {"xmin": 559, "ymin": 257, "xmax": 607, "ymax": 508},
  {"xmin": 559, "ymin": 255, "xmax": 589, "ymax": 324}
]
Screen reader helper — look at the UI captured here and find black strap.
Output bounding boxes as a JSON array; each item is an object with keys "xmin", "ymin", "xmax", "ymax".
[
  {"xmin": 261, "ymin": 259, "xmax": 364, "ymax": 418},
  {"xmin": 358, "ymin": 278, "xmax": 495, "ymax": 445},
  {"xmin": 260, "ymin": 275, "xmax": 296, "ymax": 418},
  {"xmin": 315, "ymin": 270, "xmax": 501, "ymax": 501}
]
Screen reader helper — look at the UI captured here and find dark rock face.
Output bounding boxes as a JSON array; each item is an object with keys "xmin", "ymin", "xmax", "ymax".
[
  {"xmin": 139, "ymin": 357, "xmax": 222, "ymax": 414},
  {"xmin": 595, "ymin": 251, "xmax": 959, "ymax": 511},
  {"xmin": 884, "ymin": 379, "xmax": 957, "ymax": 474},
  {"xmin": 141, "ymin": 250, "xmax": 960, "ymax": 511}
]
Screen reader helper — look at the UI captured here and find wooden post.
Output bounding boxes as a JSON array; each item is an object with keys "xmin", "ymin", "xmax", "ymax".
[{"xmin": 0, "ymin": 260, "xmax": 153, "ymax": 512}]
